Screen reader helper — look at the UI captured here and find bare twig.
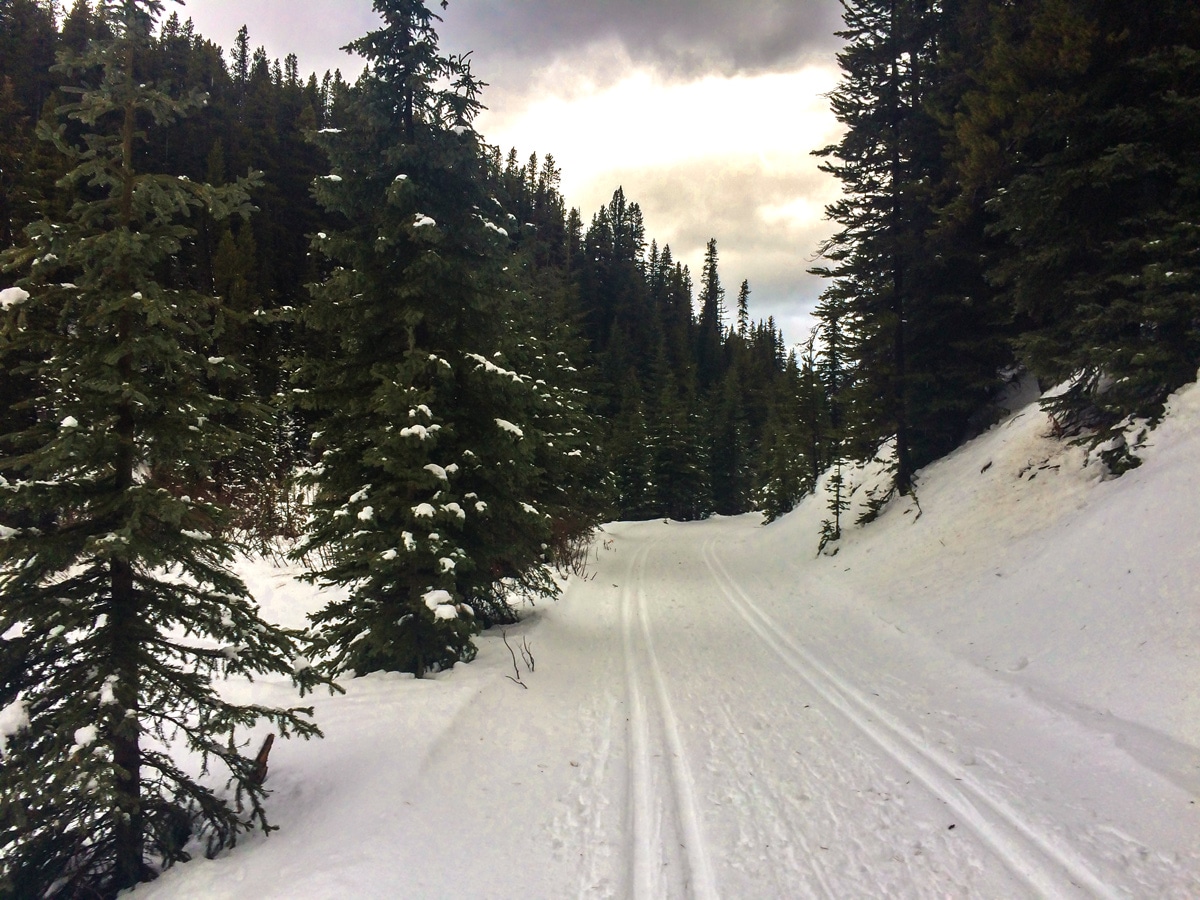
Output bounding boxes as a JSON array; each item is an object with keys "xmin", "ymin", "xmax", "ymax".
[
  {"xmin": 502, "ymin": 629, "xmax": 527, "ymax": 689},
  {"xmin": 520, "ymin": 636, "xmax": 534, "ymax": 673}
]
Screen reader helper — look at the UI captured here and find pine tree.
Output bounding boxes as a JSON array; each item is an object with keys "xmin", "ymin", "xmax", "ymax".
[
  {"xmin": 608, "ymin": 374, "xmax": 655, "ymax": 519},
  {"xmin": 230, "ymin": 24, "xmax": 250, "ymax": 98},
  {"xmin": 814, "ymin": 0, "xmax": 979, "ymax": 497},
  {"xmin": 695, "ymin": 237, "xmax": 726, "ymax": 392},
  {"xmin": 294, "ymin": 0, "xmax": 574, "ymax": 673},
  {"xmin": 0, "ymin": 3, "xmax": 324, "ymax": 896},
  {"xmin": 735, "ymin": 279, "xmax": 750, "ymax": 338},
  {"xmin": 756, "ymin": 342, "xmax": 827, "ymax": 522},
  {"xmin": 649, "ymin": 370, "xmax": 712, "ymax": 521},
  {"xmin": 709, "ymin": 364, "xmax": 751, "ymax": 516},
  {"xmin": 814, "ymin": 293, "xmax": 850, "ymax": 550},
  {"xmin": 0, "ymin": 0, "xmax": 59, "ymax": 120},
  {"xmin": 978, "ymin": 0, "xmax": 1200, "ymax": 470}
]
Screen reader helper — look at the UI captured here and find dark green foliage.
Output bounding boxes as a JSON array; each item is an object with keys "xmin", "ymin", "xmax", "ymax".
[
  {"xmin": 814, "ymin": 0, "xmax": 935, "ymax": 495},
  {"xmin": 563, "ymin": 203, "xmax": 800, "ymax": 521},
  {"xmin": 0, "ymin": 0, "xmax": 58, "ymax": 118},
  {"xmin": 0, "ymin": 0, "xmax": 60, "ymax": 250},
  {"xmin": 649, "ymin": 371, "xmax": 713, "ymax": 521},
  {"xmin": 818, "ymin": 462, "xmax": 849, "ymax": 555},
  {"xmin": 758, "ymin": 343, "xmax": 827, "ymax": 522},
  {"xmin": 0, "ymin": 3, "xmax": 325, "ymax": 895},
  {"xmin": 608, "ymin": 375, "xmax": 656, "ymax": 519},
  {"xmin": 695, "ymin": 238, "xmax": 726, "ymax": 393},
  {"xmin": 294, "ymin": 0, "xmax": 602, "ymax": 674},
  {"xmin": 973, "ymin": 0, "xmax": 1200, "ymax": 469},
  {"xmin": 807, "ymin": 0, "xmax": 1200, "ymax": 547},
  {"xmin": 709, "ymin": 366, "xmax": 751, "ymax": 516}
]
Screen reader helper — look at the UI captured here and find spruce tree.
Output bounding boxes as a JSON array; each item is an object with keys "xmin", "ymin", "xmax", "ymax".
[
  {"xmin": 756, "ymin": 344, "xmax": 826, "ymax": 522},
  {"xmin": 0, "ymin": 3, "xmax": 323, "ymax": 896},
  {"xmin": 815, "ymin": 0, "xmax": 987, "ymax": 497},
  {"xmin": 709, "ymin": 365, "xmax": 751, "ymax": 516},
  {"xmin": 695, "ymin": 237, "xmax": 726, "ymax": 393},
  {"xmin": 294, "ymin": 0, "xmax": 577, "ymax": 673},
  {"xmin": 978, "ymin": 0, "xmax": 1200, "ymax": 470},
  {"xmin": 649, "ymin": 372, "xmax": 712, "ymax": 521},
  {"xmin": 608, "ymin": 375, "xmax": 655, "ymax": 520}
]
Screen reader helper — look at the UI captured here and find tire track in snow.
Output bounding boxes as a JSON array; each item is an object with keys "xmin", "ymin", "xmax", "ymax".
[
  {"xmin": 620, "ymin": 540, "xmax": 720, "ymax": 900},
  {"xmin": 702, "ymin": 539, "xmax": 1119, "ymax": 900}
]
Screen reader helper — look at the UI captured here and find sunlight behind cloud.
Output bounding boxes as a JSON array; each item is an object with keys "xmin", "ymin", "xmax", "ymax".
[
  {"xmin": 480, "ymin": 48, "xmax": 840, "ymax": 199},
  {"xmin": 477, "ymin": 45, "xmax": 843, "ymax": 343},
  {"xmin": 759, "ymin": 196, "xmax": 823, "ymax": 230}
]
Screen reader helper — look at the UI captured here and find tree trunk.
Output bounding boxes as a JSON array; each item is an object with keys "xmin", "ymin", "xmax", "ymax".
[{"xmin": 111, "ymin": 80, "xmax": 145, "ymax": 892}]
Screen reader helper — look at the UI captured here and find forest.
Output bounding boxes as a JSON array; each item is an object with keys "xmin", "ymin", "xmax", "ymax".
[{"xmin": 0, "ymin": 0, "xmax": 1197, "ymax": 896}]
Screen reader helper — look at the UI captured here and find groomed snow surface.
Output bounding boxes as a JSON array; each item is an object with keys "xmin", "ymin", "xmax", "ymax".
[{"xmin": 136, "ymin": 385, "xmax": 1200, "ymax": 899}]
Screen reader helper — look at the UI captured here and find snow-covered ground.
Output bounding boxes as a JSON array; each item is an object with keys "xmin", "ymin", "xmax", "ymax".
[{"xmin": 135, "ymin": 383, "xmax": 1200, "ymax": 899}]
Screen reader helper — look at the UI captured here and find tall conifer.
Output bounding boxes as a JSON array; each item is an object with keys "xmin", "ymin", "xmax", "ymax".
[
  {"xmin": 0, "ymin": 3, "xmax": 323, "ymax": 895},
  {"xmin": 294, "ymin": 0, "xmax": 583, "ymax": 673},
  {"xmin": 978, "ymin": 0, "xmax": 1200, "ymax": 469}
]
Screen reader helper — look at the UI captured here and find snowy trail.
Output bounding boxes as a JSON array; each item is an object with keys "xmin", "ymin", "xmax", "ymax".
[
  {"xmin": 134, "ymin": 516, "xmax": 1200, "ymax": 900},
  {"xmin": 619, "ymin": 540, "xmax": 719, "ymax": 900},
  {"xmin": 702, "ymin": 535, "xmax": 1115, "ymax": 899},
  {"xmin": 591, "ymin": 522, "xmax": 1039, "ymax": 898},
  {"xmin": 136, "ymin": 517, "xmax": 1199, "ymax": 899},
  {"xmin": 136, "ymin": 389, "xmax": 1200, "ymax": 900}
]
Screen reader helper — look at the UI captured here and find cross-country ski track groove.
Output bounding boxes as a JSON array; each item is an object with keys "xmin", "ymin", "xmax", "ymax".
[
  {"xmin": 701, "ymin": 537, "xmax": 1118, "ymax": 900},
  {"xmin": 620, "ymin": 540, "xmax": 720, "ymax": 900}
]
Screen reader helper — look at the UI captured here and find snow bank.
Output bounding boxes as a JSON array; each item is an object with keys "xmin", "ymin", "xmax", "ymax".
[{"xmin": 765, "ymin": 378, "xmax": 1200, "ymax": 756}]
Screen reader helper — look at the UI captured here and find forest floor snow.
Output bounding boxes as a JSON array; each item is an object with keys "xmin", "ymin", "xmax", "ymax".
[{"xmin": 135, "ymin": 384, "xmax": 1200, "ymax": 899}]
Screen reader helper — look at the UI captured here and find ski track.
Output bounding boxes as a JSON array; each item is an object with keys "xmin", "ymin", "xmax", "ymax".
[
  {"xmin": 620, "ymin": 540, "xmax": 720, "ymax": 900},
  {"xmin": 701, "ymin": 537, "xmax": 1120, "ymax": 900},
  {"xmin": 701, "ymin": 673, "xmax": 837, "ymax": 899}
]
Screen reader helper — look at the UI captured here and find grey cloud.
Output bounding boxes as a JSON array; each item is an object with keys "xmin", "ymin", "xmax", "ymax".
[
  {"xmin": 183, "ymin": 2, "xmax": 844, "ymax": 89},
  {"xmin": 182, "ymin": 1, "xmax": 379, "ymax": 79},
  {"xmin": 440, "ymin": 0, "xmax": 844, "ymax": 82}
]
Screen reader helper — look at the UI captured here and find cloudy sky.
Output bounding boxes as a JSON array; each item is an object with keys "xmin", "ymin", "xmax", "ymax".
[{"xmin": 180, "ymin": 0, "xmax": 847, "ymax": 346}]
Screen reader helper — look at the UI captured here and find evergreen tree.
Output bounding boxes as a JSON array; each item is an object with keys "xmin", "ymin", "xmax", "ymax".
[
  {"xmin": 976, "ymin": 0, "xmax": 1200, "ymax": 470},
  {"xmin": 735, "ymin": 278, "xmax": 750, "ymax": 338},
  {"xmin": 815, "ymin": 0, "xmax": 998, "ymax": 497},
  {"xmin": 814, "ymin": 292, "xmax": 850, "ymax": 548},
  {"xmin": 0, "ymin": 0, "xmax": 59, "ymax": 118},
  {"xmin": 695, "ymin": 237, "xmax": 726, "ymax": 392},
  {"xmin": 230, "ymin": 24, "xmax": 249, "ymax": 97},
  {"xmin": 607, "ymin": 374, "xmax": 655, "ymax": 519},
  {"xmin": 0, "ymin": 0, "xmax": 60, "ymax": 250},
  {"xmin": 294, "ymin": 0, "xmax": 581, "ymax": 673},
  {"xmin": 709, "ymin": 364, "xmax": 751, "ymax": 516},
  {"xmin": 0, "ymin": 3, "xmax": 323, "ymax": 895},
  {"xmin": 649, "ymin": 370, "xmax": 712, "ymax": 521},
  {"xmin": 756, "ymin": 340, "xmax": 827, "ymax": 521}
]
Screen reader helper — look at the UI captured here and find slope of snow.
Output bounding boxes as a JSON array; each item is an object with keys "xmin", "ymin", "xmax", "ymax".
[{"xmin": 135, "ymin": 385, "xmax": 1200, "ymax": 898}]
